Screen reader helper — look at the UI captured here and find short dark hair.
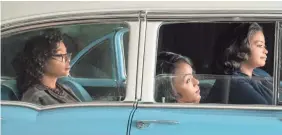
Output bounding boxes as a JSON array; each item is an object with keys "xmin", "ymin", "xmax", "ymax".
[
  {"xmin": 12, "ymin": 28, "xmax": 63, "ymax": 97},
  {"xmin": 223, "ymin": 22, "xmax": 263, "ymax": 74},
  {"xmin": 155, "ymin": 51, "xmax": 193, "ymax": 102}
]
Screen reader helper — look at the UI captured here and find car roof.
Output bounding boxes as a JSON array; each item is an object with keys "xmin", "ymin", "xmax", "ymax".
[{"xmin": 2, "ymin": 1, "xmax": 282, "ymax": 23}]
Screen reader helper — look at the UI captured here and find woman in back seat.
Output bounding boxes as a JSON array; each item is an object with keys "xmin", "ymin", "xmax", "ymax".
[
  {"xmin": 155, "ymin": 52, "xmax": 201, "ymax": 103},
  {"xmin": 222, "ymin": 23, "xmax": 273, "ymax": 104},
  {"xmin": 12, "ymin": 29, "xmax": 81, "ymax": 105}
]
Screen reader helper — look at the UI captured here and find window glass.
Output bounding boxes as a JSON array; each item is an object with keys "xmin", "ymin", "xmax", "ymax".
[
  {"xmin": 71, "ymin": 40, "xmax": 113, "ymax": 79},
  {"xmin": 156, "ymin": 22, "xmax": 275, "ymax": 105},
  {"xmin": 1, "ymin": 23, "xmax": 129, "ymax": 102}
]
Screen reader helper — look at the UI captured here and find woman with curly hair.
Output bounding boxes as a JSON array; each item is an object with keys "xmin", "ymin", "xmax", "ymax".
[
  {"xmin": 12, "ymin": 29, "xmax": 81, "ymax": 105},
  {"xmin": 155, "ymin": 52, "xmax": 201, "ymax": 103}
]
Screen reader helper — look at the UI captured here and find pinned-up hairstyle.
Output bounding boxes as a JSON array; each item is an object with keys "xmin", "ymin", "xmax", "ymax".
[
  {"xmin": 223, "ymin": 22, "xmax": 263, "ymax": 74},
  {"xmin": 155, "ymin": 51, "xmax": 193, "ymax": 102}
]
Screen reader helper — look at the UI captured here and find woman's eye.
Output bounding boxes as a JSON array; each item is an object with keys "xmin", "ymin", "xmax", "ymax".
[
  {"xmin": 257, "ymin": 44, "xmax": 266, "ymax": 48},
  {"xmin": 186, "ymin": 79, "xmax": 191, "ymax": 84},
  {"xmin": 257, "ymin": 45, "xmax": 263, "ymax": 47}
]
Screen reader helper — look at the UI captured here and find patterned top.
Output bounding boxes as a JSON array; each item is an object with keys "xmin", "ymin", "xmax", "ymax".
[{"xmin": 22, "ymin": 83, "xmax": 81, "ymax": 106}]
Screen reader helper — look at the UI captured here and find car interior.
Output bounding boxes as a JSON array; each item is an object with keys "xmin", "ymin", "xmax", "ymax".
[
  {"xmin": 1, "ymin": 26, "xmax": 127, "ymax": 102},
  {"xmin": 156, "ymin": 22, "xmax": 276, "ymax": 103},
  {"xmin": 1, "ymin": 29, "xmax": 93, "ymax": 102},
  {"xmin": 1, "ymin": 22, "xmax": 280, "ymax": 105}
]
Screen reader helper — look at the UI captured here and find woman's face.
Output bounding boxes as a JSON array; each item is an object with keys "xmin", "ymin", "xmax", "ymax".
[
  {"xmin": 44, "ymin": 41, "xmax": 71, "ymax": 77},
  {"xmin": 246, "ymin": 31, "xmax": 268, "ymax": 68},
  {"xmin": 173, "ymin": 61, "xmax": 201, "ymax": 103}
]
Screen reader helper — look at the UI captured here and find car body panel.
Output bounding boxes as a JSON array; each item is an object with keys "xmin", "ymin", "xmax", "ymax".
[
  {"xmin": 130, "ymin": 105, "xmax": 282, "ymax": 135},
  {"xmin": 1, "ymin": 102, "xmax": 134, "ymax": 135}
]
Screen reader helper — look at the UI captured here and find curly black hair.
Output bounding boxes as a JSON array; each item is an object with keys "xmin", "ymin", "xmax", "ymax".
[
  {"xmin": 155, "ymin": 51, "xmax": 193, "ymax": 103},
  {"xmin": 12, "ymin": 28, "xmax": 64, "ymax": 98},
  {"xmin": 223, "ymin": 22, "xmax": 263, "ymax": 74}
]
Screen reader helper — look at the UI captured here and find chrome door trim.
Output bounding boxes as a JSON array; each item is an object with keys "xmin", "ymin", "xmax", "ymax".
[
  {"xmin": 136, "ymin": 103, "xmax": 282, "ymax": 111},
  {"xmin": 1, "ymin": 101, "xmax": 136, "ymax": 111},
  {"xmin": 135, "ymin": 120, "xmax": 179, "ymax": 129},
  {"xmin": 134, "ymin": 11, "xmax": 147, "ymax": 100}
]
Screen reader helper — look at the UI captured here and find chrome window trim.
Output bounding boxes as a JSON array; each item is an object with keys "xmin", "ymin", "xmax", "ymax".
[
  {"xmin": 146, "ymin": 10, "xmax": 282, "ymax": 21},
  {"xmin": 1, "ymin": 12, "xmax": 143, "ymax": 37},
  {"xmin": 280, "ymin": 22, "xmax": 282, "ymax": 103},
  {"xmin": 146, "ymin": 10, "xmax": 282, "ymax": 14},
  {"xmin": 273, "ymin": 22, "xmax": 281, "ymax": 105},
  {"xmin": 2, "ymin": 20, "xmax": 132, "ymax": 38},
  {"xmin": 140, "ymin": 14, "xmax": 282, "ymax": 109},
  {"xmin": 134, "ymin": 11, "xmax": 147, "ymax": 100},
  {"xmin": 137, "ymin": 11, "xmax": 148, "ymax": 100},
  {"xmin": 148, "ymin": 18, "xmax": 282, "ymax": 22},
  {"xmin": 1, "ymin": 10, "xmax": 142, "ymax": 33},
  {"xmin": 2, "ymin": 101, "xmax": 282, "ymax": 113}
]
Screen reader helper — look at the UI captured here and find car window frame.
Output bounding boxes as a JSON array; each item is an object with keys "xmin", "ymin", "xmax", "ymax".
[
  {"xmin": 279, "ymin": 22, "xmax": 282, "ymax": 104},
  {"xmin": 138, "ymin": 10, "xmax": 282, "ymax": 108},
  {"xmin": 1, "ymin": 10, "xmax": 142, "ymax": 107},
  {"xmin": 114, "ymin": 28, "xmax": 129, "ymax": 86}
]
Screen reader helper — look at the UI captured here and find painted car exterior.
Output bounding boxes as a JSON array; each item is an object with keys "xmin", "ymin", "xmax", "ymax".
[{"xmin": 1, "ymin": 1, "xmax": 282, "ymax": 135}]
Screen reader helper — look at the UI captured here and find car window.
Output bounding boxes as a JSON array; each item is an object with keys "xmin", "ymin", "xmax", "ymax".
[
  {"xmin": 155, "ymin": 22, "xmax": 276, "ymax": 105},
  {"xmin": 71, "ymin": 39, "xmax": 113, "ymax": 79},
  {"xmin": 1, "ymin": 22, "xmax": 129, "ymax": 102}
]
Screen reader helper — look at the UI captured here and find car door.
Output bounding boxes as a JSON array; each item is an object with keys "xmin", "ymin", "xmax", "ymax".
[
  {"xmin": 1, "ymin": 102, "xmax": 136, "ymax": 135},
  {"xmin": 1, "ymin": 6, "xmax": 143, "ymax": 135},
  {"xmin": 129, "ymin": 10, "xmax": 282, "ymax": 135}
]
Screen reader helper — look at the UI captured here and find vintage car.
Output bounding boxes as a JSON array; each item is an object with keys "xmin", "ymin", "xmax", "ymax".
[{"xmin": 1, "ymin": 1, "xmax": 282, "ymax": 135}]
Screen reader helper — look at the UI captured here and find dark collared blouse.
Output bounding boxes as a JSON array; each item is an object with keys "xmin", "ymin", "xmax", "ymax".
[{"xmin": 228, "ymin": 70, "xmax": 273, "ymax": 105}]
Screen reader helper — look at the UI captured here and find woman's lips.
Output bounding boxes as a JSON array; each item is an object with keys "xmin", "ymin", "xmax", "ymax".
[{"xmin": 196, "ymin": 89, "xmax": 200, "ymax": 94}]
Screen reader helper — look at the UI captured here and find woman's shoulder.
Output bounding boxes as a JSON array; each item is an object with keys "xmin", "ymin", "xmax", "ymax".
[
  {"xmin": 21, "ymin": 84, "xmax": 51, "ymax": 103},
  {"xmin": 253, "ymin": 68, "xmax": 271, "ymax": 77}
]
